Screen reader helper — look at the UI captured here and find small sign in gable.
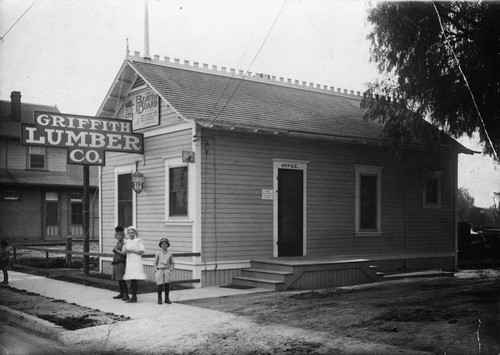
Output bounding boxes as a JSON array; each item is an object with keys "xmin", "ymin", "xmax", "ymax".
[{"xmin": 124, "ymin": 88, "xmax": 160, "ymax": 130}]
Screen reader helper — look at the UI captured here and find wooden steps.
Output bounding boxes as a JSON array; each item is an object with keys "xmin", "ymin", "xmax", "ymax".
[{"xmin": 232, "ymin": 259, "xmax": 384, "ymax": 291}]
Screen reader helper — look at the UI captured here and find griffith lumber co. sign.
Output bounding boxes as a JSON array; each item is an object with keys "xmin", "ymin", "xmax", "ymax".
[{"xmin": 21, "ymin": 111, "xmax": 143, "ymax": 165}]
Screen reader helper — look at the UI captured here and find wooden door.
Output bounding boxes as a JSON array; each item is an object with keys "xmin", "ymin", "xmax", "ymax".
[{"xmin": 277, "ymin": 169, "xmax": 303, "ymax": 256}]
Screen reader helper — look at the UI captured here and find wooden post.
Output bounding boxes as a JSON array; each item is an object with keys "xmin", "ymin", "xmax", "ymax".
[
  {"xmin": 66, "ymin": 236, "xmax": 73, "ymax": 267},
  {"xmin": 45, "ymin": 250, "xmax": 49, "ymax": 277},
  {"xmin": 83, "ymin": 165, "xmax": 90, "ymax": 275}
]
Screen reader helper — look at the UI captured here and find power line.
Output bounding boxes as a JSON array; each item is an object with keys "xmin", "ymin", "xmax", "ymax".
[
  {"xmin": 0, "ymin": 0, "xmax": 39, "ymax": 42},
  {"xmin": 204, "ymin": 0, "xmax": 287, "ymax": 128},
  {"xmin": 201, "ymin": 23, "xmax": 260, "ymax": 127},
  {"xmin": 432, "ymin": 2, "xmax": 498, "ymax": 161}
]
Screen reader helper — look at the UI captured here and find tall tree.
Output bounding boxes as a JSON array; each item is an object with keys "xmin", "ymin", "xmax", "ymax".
[
  {"xmin": 362, "ymin": 1, "xmax": 500, "ymax": 161},
  {"xmin": 457, "ymin": 187, "xmax": 475, "ymax": 222}
]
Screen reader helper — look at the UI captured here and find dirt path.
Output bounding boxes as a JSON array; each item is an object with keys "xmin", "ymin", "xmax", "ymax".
[{"xmin": 181, "ymin": 269, "xmax": 500, "ymax": 355}]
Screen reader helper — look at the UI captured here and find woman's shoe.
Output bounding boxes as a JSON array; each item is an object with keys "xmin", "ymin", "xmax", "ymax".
[
  {"xmin": 121, "ymin": 295, "xmax": 130, "ymax": 301},
  {"xmin": 126, "ymin": 296, "xmax": 137, "ymax": 303},
  {"xmin": 113, "ymin": 293, "xmax": 124, "ymax": 299}
]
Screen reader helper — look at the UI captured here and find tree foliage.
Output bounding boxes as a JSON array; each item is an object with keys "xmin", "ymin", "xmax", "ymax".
[
  {"xmin": 362, "ymin": 1, "xmax": 500, "ymax": 160},
  {"xmin": 457, "ymin": 187, "xmax": 475, "ymax": 222}
]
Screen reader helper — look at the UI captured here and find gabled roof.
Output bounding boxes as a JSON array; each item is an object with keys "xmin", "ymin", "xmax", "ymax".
[
  {"xmin": 0, "ymin": 100, "xmax": 60, "ymax": 138},
  {"xmin": 98, "ymin": 54, "xmax": 473, "ymax": 154}
]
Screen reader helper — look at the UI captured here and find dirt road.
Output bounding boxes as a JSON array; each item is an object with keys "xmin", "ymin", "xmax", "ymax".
[{"xmin": 182, "ymin": 268, "xmax": 500, "ymax": 354}]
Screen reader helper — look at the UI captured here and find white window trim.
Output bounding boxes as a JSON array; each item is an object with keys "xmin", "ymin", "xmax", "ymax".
[
  {"xmin": 114, "ymin": 164, "xmax": 137, "ymax": 227},
  {"xmin": 354, "ymin": 165, "xmax": 383, "ymax": 236},
  {"xmin": 28, "ymin": 146, "xmax": 46, "ymax": 170},
  {"xmin": 164, "ymin": 156, "xmax": 194, "ymax": 225},
  {"xmin": 423, "ymin": 171, "xmax": 442, "ymax": 208}
]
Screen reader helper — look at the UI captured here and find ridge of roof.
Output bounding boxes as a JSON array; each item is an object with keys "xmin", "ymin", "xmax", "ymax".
[{"xmin": 128, "ymin": 51, "xmax": 368, "ymax": 101}]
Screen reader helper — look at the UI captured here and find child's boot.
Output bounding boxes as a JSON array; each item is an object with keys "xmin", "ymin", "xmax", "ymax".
[
  {"xmin": 157, "ymin": 285, "xmax": 163, "ymax": 304},
  {"xmin": 126, "ymin": 280, "xmax": 137, "ymax": 303},
  {"xmin": 113, "ymin": 281, "xmax": 124, "ymax": 299},
  {"xmin": 164, "ymin": 283, "xmax": 171, "ymax": 304},
  {"xmin": 121, "ymin": 281, "xmax": 130, "ymax": 301}
]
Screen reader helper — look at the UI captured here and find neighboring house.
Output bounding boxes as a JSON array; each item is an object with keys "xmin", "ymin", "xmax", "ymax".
[
  {"xmin": 0, "ymin": 92, "xmax": 99, "ymax": 244},
  {"xmin": 96, "ymin": 53, "xmax": 473, "ymax": 289}
]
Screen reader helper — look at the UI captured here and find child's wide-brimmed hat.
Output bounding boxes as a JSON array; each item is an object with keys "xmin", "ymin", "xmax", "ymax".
[{"xmin": 159, "ymin": 238, "xmax": 170, "ymax": 247}]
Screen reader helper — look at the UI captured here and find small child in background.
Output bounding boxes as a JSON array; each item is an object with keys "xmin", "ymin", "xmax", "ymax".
[
  {"xmin": 111, "ymin": 226, "xmax": 129, "ymax": 300},
  {"xmin": 154, "ymin": 238, "xmax": 175, "ymax": 304},
  {"xmin": 0, "ymin": 240, "xmax": 11, "ymax": 285}
]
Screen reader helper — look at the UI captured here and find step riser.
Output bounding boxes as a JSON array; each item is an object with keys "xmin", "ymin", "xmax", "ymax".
[
  {"xmin": 232, "ymin": 277, "xmax": 280, "ymax": 290},
  {"xmin": 250, "ymin": 261, "xmax": 294, "ymax": 273},
  {"xmin": 241, "ymin": 270, "xmax": 289, "ymax": 281}
]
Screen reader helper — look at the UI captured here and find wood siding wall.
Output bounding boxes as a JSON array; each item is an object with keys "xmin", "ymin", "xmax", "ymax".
[
  {"xmin": 200, "ymin": 129, "xmax": 457, "ymax": 263},
  {"xmin": 102, "ymin": 260, "xmax": 194, "ymax": 284},
  {"xmin": 202, "ymin": 268, "xmax": 242, "ymax": 287},
  {"xmin": 100, "ymin": 127, "xmax": 193, "ymax": 258},
  {"xmin": 0, "ymin": 188, "xmax": 42, "ymax": 242}
]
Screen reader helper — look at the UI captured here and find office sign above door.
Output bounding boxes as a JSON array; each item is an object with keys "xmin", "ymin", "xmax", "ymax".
[{"xmin": 21, "ymin": 111, "xmax": 144, "ymax": 165}]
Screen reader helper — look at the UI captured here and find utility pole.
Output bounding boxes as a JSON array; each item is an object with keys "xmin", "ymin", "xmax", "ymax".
[{"xmin": 83, "ymin": 165, "xmax": 90, "ymax": 275}]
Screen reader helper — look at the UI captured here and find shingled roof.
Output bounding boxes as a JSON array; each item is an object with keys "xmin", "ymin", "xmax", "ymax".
[
  {"xmin": 129, "ymin": 56, "xmax": 384, "ymax": 144},
  {"xmin": 98, "ymin": 54, "xmax": 472, "ymax": 153}
]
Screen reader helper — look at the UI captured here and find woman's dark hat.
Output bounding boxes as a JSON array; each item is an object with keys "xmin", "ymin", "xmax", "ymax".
[
  {"xmin": 115, "ymin": 226, "xmax": 124, "ymax": 233},
  {"xmin": 159, "ymin": 238, "xmax": 170, "ymax": 247}
]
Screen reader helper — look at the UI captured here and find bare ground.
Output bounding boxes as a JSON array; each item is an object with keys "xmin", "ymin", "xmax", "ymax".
[
  {"xmin": 0, "ymin": 286, "xmax": 130, "ymax": 330},
  {"xmin": 0, "ymin": 268, "xmax": 499, "ymax": 354},
  {"xmin": 180, "ymin": 268, "xmax": 500, "ymax": 355}
]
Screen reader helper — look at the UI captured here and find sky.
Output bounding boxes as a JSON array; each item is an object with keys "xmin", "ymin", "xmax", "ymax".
[{"xmin": 1, "ymin": 0, "xmax": 499, "ymax": 208}]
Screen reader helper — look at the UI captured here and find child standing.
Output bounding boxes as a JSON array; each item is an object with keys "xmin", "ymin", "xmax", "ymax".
[
  {"xmin": 121, "ymin": 226, "xmax": 147, "ymax": 303},
  {"xmin": 111, "ymin": 226, "xmax": 129, "ymax": 300},
  {"xmin": 154, "ymin": 238, "xmax": 175, "ymax": 304},
  {"xmin": 0, "ymin": 240, "xmax": 11, "ymax": 285}
]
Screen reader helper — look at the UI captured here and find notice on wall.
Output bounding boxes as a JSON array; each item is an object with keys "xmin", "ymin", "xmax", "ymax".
[
  {"xmin": 125, "ymin": 89, "xmax": 160, "ymax": 130},
  {"xmin": 262, "ymin": 189, "xmax": 274, "ymax": 200}
]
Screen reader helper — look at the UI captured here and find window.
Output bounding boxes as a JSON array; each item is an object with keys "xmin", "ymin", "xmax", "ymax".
[
  {"xmin": 45, "ymin": 192, "xmax": 59, "ymax": 228},
  {"xmin": 70, "ymin": 193, "xmax": 83, "ymax": 225},
  {"xmin": 355, "ymin": 165, "xmax": 382, "ymax": 236},
  {"xmin": 29, "ymin": 146, "xmax": 45, "ymax": 169},
  {"xmin": 118, "ymin": 173, "xmax": 133, "ymax": 227},
  {"xmin": 169, "ymin": 166, "xmax": 188, "ymax": 216},
  {"xmin": 2, "ymin": 190, "xmax": 20, "ymax": 201},
  {"xmin": 423, "ymin": 171, "xmax": 442, "ymax": 208}
]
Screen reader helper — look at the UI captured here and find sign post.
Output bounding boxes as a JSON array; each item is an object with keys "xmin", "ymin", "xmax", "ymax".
[
  {"xmin": 21, "ymin": 111, "xmax": 144, "ymax": 275},
  {"xmin": 83, "ymin": 165, "xmax": 89, "ymax": 275}
]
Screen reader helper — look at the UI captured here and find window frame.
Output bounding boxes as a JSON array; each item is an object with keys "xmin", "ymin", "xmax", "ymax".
[
  {"xmin": 70, "ymin": 192, "xmax": 83, "ymax": 225},
  {"xmin": 28, "ymin": 146, "xmax": 46, "ymax": 170},
  {"xmin": 164, "ymin": 157, "xmax": 192, "ymax": 223},
  {"xmin": 354, "ymin": 165, "xmax": 383, "ymax": 236},
  {"xmin": 114, "ymin": 164, "xmax": 137, "ymax": 228},
  {"xmin": 422, "ymin": 171, "xmax": 442, "ymax": 208}
]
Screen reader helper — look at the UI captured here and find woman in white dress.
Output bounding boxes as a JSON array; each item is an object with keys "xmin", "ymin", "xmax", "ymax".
[{"xmin": 121, "ymin": 226, "xmax": 147, "ymax": 303}]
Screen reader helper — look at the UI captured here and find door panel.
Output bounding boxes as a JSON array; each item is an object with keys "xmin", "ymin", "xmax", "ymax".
[
  {"xmin": 46, "ymin": 201, "xmax": 59, "ymax": 239},
  {"xmin": 278, "ymin": 169, "xmax": 303, "ymax": 256}
]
